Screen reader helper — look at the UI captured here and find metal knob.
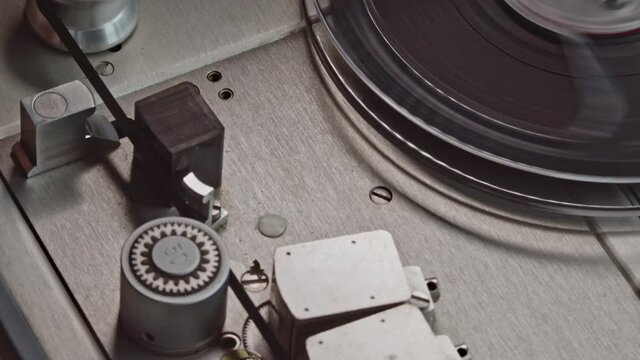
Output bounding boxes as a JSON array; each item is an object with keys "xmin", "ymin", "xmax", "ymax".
[
  {"xmin": 119, "ymin": 217, "xmax": 230, "ymax": 355},
  {"xmin": 26, "ymin": 0, "xmax": 138, "ymax": 53}
]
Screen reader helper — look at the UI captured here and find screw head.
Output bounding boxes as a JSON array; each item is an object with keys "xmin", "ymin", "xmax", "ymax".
[
  {"xmin": 240, "ymin": 260, "xmax": 269, "ymax": 292},
  {"xmin": 95, "ymin": 61, "xmax": 114, "ymax": 76},
  {"xmin": 410, "ymin": 291, "xmax": 431, "ymax": 308},
  {"xmin": 369, "ymin": 186, "xmax": 393, "ymax": 205}
]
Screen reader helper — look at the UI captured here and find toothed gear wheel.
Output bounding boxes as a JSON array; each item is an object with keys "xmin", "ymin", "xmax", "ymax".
[
  {"xmin": 242, "ymin": 301, "xmax": 278, "ymax": 358},
  {"xmin": 129, "ymin": 220, "xmax": 220, "ymax": 296}
]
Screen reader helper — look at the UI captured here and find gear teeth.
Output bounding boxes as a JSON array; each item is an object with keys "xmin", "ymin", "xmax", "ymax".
[
  {"xmin": 242, "ymin": 301, "xmax": 274, "ymax": 354},
  {"xmin": 129, "ymin": 220, "xmax": 221, "ymax": 297}
]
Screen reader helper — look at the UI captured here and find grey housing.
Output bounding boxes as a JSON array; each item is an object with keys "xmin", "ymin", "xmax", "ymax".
[{"xmin": 119, "ymin": 217, "xmax": 230, "ymax": 355}]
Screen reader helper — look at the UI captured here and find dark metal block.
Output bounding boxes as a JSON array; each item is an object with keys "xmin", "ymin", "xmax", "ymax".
[{"xmin": 134, "ymin": 82, "xmax": 225, "ymax": 190}]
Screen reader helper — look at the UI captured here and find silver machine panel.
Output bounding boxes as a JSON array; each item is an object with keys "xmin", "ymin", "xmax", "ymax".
[{"xmin": 2, "ymin": 1, "xmax": 640, "ymax": 360}]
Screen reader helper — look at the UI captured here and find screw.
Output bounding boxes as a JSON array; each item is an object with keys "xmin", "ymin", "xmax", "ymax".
[
  {"xmin": 410, "ymin": 291, "xmax": 431, "ymax": 309},
  {"xmin": 240, "ymin": 260, "xmax": 269, "ymax": 292},
  {"xmin": 369, "ymin": 186, "xmax": 392, "ymax": 205},
  {"xmin": 95, "ymin": 61, "xmax": 114, "ymax": 76}
]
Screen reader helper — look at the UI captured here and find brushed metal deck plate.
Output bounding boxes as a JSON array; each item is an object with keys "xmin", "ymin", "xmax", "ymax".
[
  {"xmin": 0, "ymin": 0, "xmax": 302, "ymax": 139},
  {"xmin": 2, "ymin": 33, "xmax": 640, "ymax": 359},
  {"xmin": 0, "ymin": 182, "xmax": 103, "ymax": 359}
]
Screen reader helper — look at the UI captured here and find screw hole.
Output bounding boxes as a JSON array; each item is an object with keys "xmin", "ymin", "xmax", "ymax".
[
  {"xmin": 143, "ymin": 333, "xmax": 154, "ymax": 342},
  {"xmin": 108, "ymin": 44, "xmax": 122, "ymax": 53},
  {"xmin": 427, "ymin": 281, "xmax": 438, "ymax": 291},
  {"xmin": 370, "ymin": 295, "xmax": 376, "ymax": 300},
  {"xmin": 304, "ymin": 307, "xmax": 310, "ymax": 312},
  {"xmin": 380, "ymin": 319, "xmax": 386, "ymax": 323},
  {"xmin": 318, "ymin": 340, "xmax": 323, "ymax": 345},
  {"xmin": 456, "ymin": 346, "xmax": 469, "ymax": 358},
  {"xmin": 286, "ymin": 251, "xmax": 291, "ymax": 256},
  {"xmin": 207, "ymin": 70, "xmax": 222, "ymax": 82},
  {"xmin": 218, "ymin": 88, "xmax": 234, "ymax": 100},
  {"xmin": 219, "ymin": 332, "xmax": 241, "ymax": 351}
]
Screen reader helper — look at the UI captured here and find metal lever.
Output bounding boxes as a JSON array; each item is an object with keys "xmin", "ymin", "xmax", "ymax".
[{"xmin": 181, "ymin": 172, "xmax": 229, "ymax": 229}]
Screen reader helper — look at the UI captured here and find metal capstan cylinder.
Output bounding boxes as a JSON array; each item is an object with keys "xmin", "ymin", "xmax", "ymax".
[
  {"xmin": 26, "ymin": 0, "xmax": 139, "ymax": 53},
  {"xmin": 119, "ymin": 217, "xmax": 230, "ymax": 355}
]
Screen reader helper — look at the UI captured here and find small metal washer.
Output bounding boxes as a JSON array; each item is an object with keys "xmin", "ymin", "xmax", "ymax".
[{"xmin": 258, "ymin": 214, "xmax": 287, "ymax": 238}]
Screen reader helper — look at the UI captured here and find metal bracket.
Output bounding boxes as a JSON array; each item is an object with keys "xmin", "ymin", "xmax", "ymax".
[
  {"xmin": 181, "ymin": 172, "xmax": 229, "ymax": 230},
  {"xmin": 11, "ymin": 81, "xmax": 119, "ymax": 177}
]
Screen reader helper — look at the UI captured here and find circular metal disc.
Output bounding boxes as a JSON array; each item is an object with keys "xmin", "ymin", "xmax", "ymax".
[
  {"xmin": 151, "ymin": 236, "xmax": 201, "ymax": 276},
  {"xmin": 33, "ymin": 92, "xmax": 67, "ymax": 118},
  {"xmin": 315, "ymin": 0, "xmax": 640, "ymax": 183},
  {"xmin": 258, "ymin": 214, "xmax": 288, "ymax": 238}
]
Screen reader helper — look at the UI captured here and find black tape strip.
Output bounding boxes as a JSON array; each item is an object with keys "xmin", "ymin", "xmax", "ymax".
[
  {"xmin": 35, "ymin": 0, "xmax": 135, "ymax": 138},
  {"xmin": 0, "ymin": 277, "xmax": 47, "ymax": 360},
  {"xmin": 229, "ymin": 271, "xmax": 288, "ymax": 359}
]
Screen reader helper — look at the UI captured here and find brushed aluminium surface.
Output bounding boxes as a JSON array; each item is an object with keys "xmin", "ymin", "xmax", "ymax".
[
  {"xmin": 306, "ymin": 11, "xmax": 640, "ymax": 216},
  {"xmin": 0, "ymin": 181, "xmax": 103, "ymax": 359},
  {"xmin": 1, "ymin": 33, "xmax": 640, "ymax": 359},
  {"xmin": 0, "ymin": 0, "xmax": 302, "ymax": 139}
]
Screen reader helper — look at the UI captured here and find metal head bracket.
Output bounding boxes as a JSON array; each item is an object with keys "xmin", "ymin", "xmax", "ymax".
[{"xmin": 11, "ymin": 80, "xmax": 120, "ymax": 177}]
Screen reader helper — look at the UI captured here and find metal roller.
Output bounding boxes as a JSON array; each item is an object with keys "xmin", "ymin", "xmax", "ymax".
[
  {"xmin": 26, "ymin": 0, "xmax": 138, "ymax": 53},
  {"xmin": 119, "ymin": 217, "xmax": 230, "ymax": 355}
]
